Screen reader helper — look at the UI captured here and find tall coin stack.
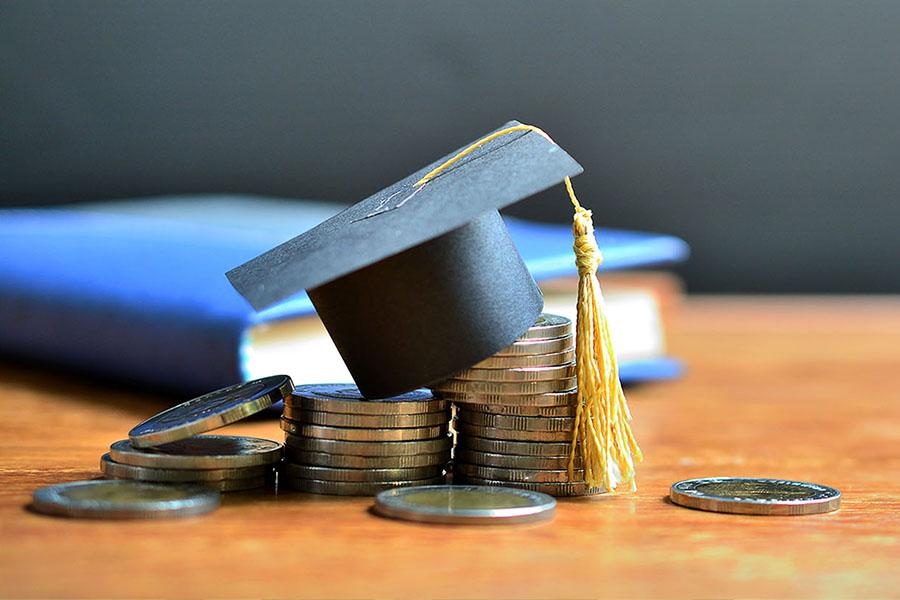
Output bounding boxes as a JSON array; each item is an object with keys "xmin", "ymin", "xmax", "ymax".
[
  {"xmin": 432, "ymin": 314, "xmax": 602, "ymax": 497},
  {"xmin": 280, "ymin": 384, "xmax": 452, "ymax": 495}
]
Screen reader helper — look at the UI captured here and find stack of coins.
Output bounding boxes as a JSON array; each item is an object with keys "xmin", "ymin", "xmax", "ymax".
[
  {"xmin": 280, "ymin": 384, "xmax": 452, "ymax": 495},
  {"xmin": 100, "ymin": 436, "xmax": 282, "ymax": 492},
  {"xmin": 432, "ymin": 314, "xmax": 602, "ymax": 497}
]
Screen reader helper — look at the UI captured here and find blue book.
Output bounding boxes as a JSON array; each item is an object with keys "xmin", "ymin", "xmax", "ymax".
[{"xmin": 0, "ymin": 196, "xmax": 689, "ymax": 394}]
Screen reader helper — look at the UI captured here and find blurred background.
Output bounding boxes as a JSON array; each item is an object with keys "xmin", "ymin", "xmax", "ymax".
[{"xmin": 2, "ymin": 0, "xmax": 898, "ymax": 293}]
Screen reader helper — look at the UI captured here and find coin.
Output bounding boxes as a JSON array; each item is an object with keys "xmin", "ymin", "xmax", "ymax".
[
  {"xmin": 281, "ymin": 462, "xmax": 445, "ymax": 482},
  {"xmin": 460, "ymin": 403, "xmax": 578, "ymax": 417},
  {"xmin": 128, "ymin": 375, "xmax": 293, "ymax": 448},
  {"xmin": 432, "ymin": 378, "xmax": 576, "ymax": 396},
  {"xmin": 109, "ymin": 436, "xmax": 282, "ymax": 469},
  {"xmin": 435, "ymin": 390, "xmax": 578, "ymax": 408},
  {"xmin": 472, "ymin": 349, "xmax": 575, "ymax": 369},
  {"xmin": 281, "ymin": 407, "xmax": 449, "ymax": 428},
  {"xmin": 282, "ymin": 476, "xmax": 446, "ymax": 496},
  {"xmin": 454, "ymin": 449, "xmax": 580, "ymax": 470},
  {"xmin": 284, "ymin": 434, "xmax": 453, "ymax": 457},
  {"xmin": 669, "ymin": 477, "xmax": 842, "ymax": 516},
  {"xmin": 373, "ymin": 484, "xmax": 556, "ymax": 525},
  {"xmin": 519, "ymin": 314, "xmax": 572, "ymax": 340},
  {"xmin": 280, "ymin": 420, "xmax": 448, "ymax": 442},
  {"xmin": 31, "ymin": 480, "xmax": 220, "ymax": 519},
  {"xmin": 454, "ymin": 422, "xmax": 573, "ymax": 442},
  {"xmin": 100, "ymin": 453, "xmax": 270, "ymax": 482},
  {"xmin": 493, "ymin": 335, "xmax": 573, "ymax": 357},
  {"xmin": 454, "ymin": 463, "xmax": 583, "ymax": 483},
  {"xmin": 453, "ymin": 363, "xmax": 576, "ymax": 383},
  {"xmin": 456, "ymin": 411, "xmax": 575, "ymax": 432},
  {"xmin": 288, "ymin": 384, "xmax": 447, "ymax": 415},
  {"xmin": 454, "ymin": 476, "xmax": 603, "ymax": 497},
  {"xmin": 284, "ymin": 447, "xmax": 450, "ymax": 469},
  {"xmin": 456, "ymin": 436, "xmax": 575, "ymax": 457},
  {"xmin": 205, "ymin": 476, "xmax": 269, "ymax": 492}
]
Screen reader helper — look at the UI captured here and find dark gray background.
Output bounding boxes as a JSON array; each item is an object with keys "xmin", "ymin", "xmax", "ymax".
[{"xmin": 2, "ymin": 1, "xmax": 898, "ymax": 293}]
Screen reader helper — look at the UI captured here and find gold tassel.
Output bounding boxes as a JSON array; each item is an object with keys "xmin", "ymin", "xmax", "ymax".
[{"xmin": 416, "ymin": 124, "xmax": 642, "ymax": 493}]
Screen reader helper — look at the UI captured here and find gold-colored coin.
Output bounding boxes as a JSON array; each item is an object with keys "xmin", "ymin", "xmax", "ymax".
[
  {"xmin": 108, "ymin": 436, "xmax": 282, "ymax": 469},
  {"xmin": 454, "ymin": 449, "xmax": 580, "ymax": 470},
  {"xmin": 460, "ymin": 403, "xmax": 578, "ymax": 417},
  {"xmin": 283, "ymin": 434, "xmax": 453, "ymax": 457},
  {"xmin": 282, "ymin": 407, "xmax": 449, "ymax": 428},
  {"xmin": 453, "ymin": 363, "xmax": 575, "ymax": 383},
  {"xmin": 205, "ymin": 477, "xmax": 269, "ymax": 492},
  {"xmin": 284, "ymin": 447, "xmax": 450, "ymax": 469},
  {"xmin": 281, "ymin": 462, "xmax": 445, "ymax": 482},
  {"xmin": 288, "ymin": 384, "xmax": 447, "ymax": 415},
  {"xmin": 280, "ymin": 420, "xmax": 448, "ymax": 442},
  {"xmin": 519, "ymin": 313, "xmax": 573, "ymax": 340},
  {"xmin": 454, "ymin": 421, "xmax": 572, "ymax": 442},
  {"xmin": 454, "ymin": 462, "xmax": 583, "ymax": 483},
  {"xmin": 455, "ymin": 435, "xmax": 574, "ymax": 456},
  {"xmin": 100, "ymin": 453, "xmax": 270, "ymax": 482},
  {"xmin": 435, "ymin": 389, "xmax": 578, "ymax": 408},
  {"xmin": 282, "ymin": 476, "xmax": 446, "ymax": 496},
  {"xmin": 493, "ymin": 335, "xmax": 573, "ymax": 357},
  {"xmin": 432, "ymin": 378, "xmax": 576, "ymax": 396},
  {"xmin": 454, "ymin": 475, "xmax": 603, "ymax": 497},
  {"xmin": 456, "ymin": 411, "xmax": 575, "ymax": 432},
  {"xmin": 471, "ymin": 349, "xmax": 574, "ymax": 369}
]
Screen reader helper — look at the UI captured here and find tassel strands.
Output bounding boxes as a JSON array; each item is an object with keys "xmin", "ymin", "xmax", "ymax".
[{"xmin": 416, "ymin": 123, "xmax": 641, "ymax": 493}]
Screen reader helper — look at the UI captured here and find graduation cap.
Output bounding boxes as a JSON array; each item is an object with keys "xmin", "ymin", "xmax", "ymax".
[{"xmin": 227, "ymin": 121, "xmax": 582, "ymax": 399}]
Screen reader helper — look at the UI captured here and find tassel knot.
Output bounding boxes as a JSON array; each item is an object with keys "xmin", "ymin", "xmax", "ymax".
[{"xmin": 572, "ymin": 208, "xmax": 602, "ymax": 276}]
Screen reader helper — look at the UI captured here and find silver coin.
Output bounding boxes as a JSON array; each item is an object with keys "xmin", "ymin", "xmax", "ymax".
[
  {"xmin": 282, "ymin": 476, "xmax": 446, "ymax": 496},
  {"xmin": 493, "ymin": 335, "xmax": 573, "ymax": 357},
  {"xmin": 280, "ymin": 420, "xmax": 448, "ymax": 442},
  {"xmin": 284, "ymin": 434, "xmax": 453, "ymax": 457},
  {"xmin": 454, "ymin": 449, "xmax": 580, "ymax": 470},
  {"xmin": 460, "ymin": 403, "xmax": 578, "ymax": 417},
  {"xmin": 282, "ymin": 407, "xmax": 449, "ymax": 428},
  {"xmin": 519, "ymin": 313, "xmax": 573, "ymax": 340},
  {"xmin": 373, "ymin": 484, "xmax": 556, "ymax": 525},
  {"xmin": 453, "ymin": 363, "xmax": 576, "ymax": 383},
  {"xmin": 455, "ymin": 421, "xmax": 573, "ymax": 442},
  {"xmin": 109, "ymin": 436, "xmax": 282, "ymax": 469},
  {"xmin": 454, "ymin": 476, "xmax": 603, "ymax": 497},
  {"xmin": 669, "ymin": 478, "xmax": 842, "ymax": 516},
  {"xmin": 454, "ymin": 462, "xmax": 583, "ymax": 483},
  {"xmin": 100, "ymin": 453, "xmax": 270, "ymax": 482},
  {"xmin": 205, "ymin": 476, "xmax": 269, "ymax": 492},
  {"xmin": 284, "ymin": 447, "xmax": 450, "ymax": 469},
  {"xmin": 288, "ymin": 384, "xmax": 447, "ymax": 415},
  {"xmin": 128, "ymin": 375, "xmax": 293, "ymax": 448},
  {"xmin": 31, "ymin": 480, "xmax": 220, "ymax": 519},
  {"xmin": 432, "ymin": 378, "xmax": 576, "ymax": 396},
  {"xmin": 472, "ymin": 349, "xmax": 575, "ymax": 369},
  {"xmin": 281, "ymin": 462, "xmax": 445, "ymax": 482},
  {"xmin": 455, "ymin": 435, "xmax": 575, "ymax": 457},
  {"xmin": 457, "ymin": 411, "xmax": 575, "ymax": 432},
  {"xmin": 436, "ymin": 389, "xmax": 578, "ymax": 408}
]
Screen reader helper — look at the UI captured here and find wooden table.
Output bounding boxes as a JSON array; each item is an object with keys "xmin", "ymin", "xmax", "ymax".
[{"xmin": 1, "ymin": 297, "xmax": 898, "ymax": 598}]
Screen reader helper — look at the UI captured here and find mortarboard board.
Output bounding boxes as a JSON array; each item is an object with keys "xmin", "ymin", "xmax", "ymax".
[{"xmin": 226, "ymin": 120, "xmax": 582, "ymax": 398}]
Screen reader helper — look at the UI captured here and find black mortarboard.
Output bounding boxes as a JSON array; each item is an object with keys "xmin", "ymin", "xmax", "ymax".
[{"xmin": 226, "ymin": 121, "xmax": 582, "ymax": 398}]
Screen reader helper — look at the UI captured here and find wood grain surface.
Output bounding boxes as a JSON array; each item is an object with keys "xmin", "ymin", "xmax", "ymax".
[{"xmin": 1, "ymin": 297, "xmax": 898, "ymax": 599}]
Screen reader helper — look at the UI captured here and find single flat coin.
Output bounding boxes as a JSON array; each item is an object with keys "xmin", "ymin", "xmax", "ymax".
[
  {"xmin": 282, "ymin": 476, "xmax": 446, "ymax": 496},
  {"xmin": 461, "ymin": 403, "xmax": 578, "ymax": 417},
  {"xmin": 31, "ymin": 480, "xmax": 220, "ymax": 519},
  {"xmin": 454, "ymin": 462, "xmax": 583, "ymax": 483},
  {"xmin": 284, "ymin": 447, "xmax": 450, "ymax": 469},
  {"xmin": 282, "ymin": 407, "xmax": 449, "ymax": 428},
  {"xmin": 128, "ymin": 375, "xmax": 293, "ymax": 448},
  {"xmin": 455, "ymin": 476, "xmax": 603, "ymax": 497},
  {"xmin": 281, "ymin": 462, "xmax": 445, "ymax": 482},
  {"xmin": 284, "ymin": 434, "xmax": 453, "ymax": 457},
  {"xmin": 454, "ymin": 363, "xmax": 576, "ymax": 383},
  {"xmin": 456, "ymin": 411, "xmax": 575, "ymax": 432},
  {"xmin": 288, "ymin": 384, "xmax": 447, "ymax": 415},
  {"xmin": 433, "ymin": 378, "xmax": 576, "ymax": 396},
  {"xmin": 454, "ymin": 449, "xmax": 580, "ymax": 470},
  {"xmin": 100, "ymin": 453, "xmax": 270, "ymax": 482},
  {"xmin": 373, "ymin": 484, "xmax": 556, "ymax": 525},
  {"xmin": 456, "ymin": 435, "xmax": 575, "ymax": 457},
  {"xmin": 455, "ymin": 422, "xmax": 573, "ymax": 442},
  {"xmin": 520, "ymin": 313, "xmax": 572, "ymax": 340},
  {"xmin": 436, "ymin": 390, "xmax": 578, "ymax": 408},
  {"xmin": 493, "ymin": 335, "xmax": 573, "ymax": 357},
  {"xmin": 472, "ymin": 349, "xmax": 575, "ymax": 369},
  {"xmin": 280, "ymin": 420, "xmax": 448, "ymax": 442},
  {"xmin": 109, "ymin": 436, "xmax": 282, "ymax": 469},
  {"xmin": 669, "ymin": 477, "xmax": 842, "ymax": 516}
]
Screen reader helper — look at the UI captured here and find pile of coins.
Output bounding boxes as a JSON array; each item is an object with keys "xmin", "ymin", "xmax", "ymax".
[
  {"xmin": 279, "ymin": 384, "xmax": 451, "ymax": 495},
  {"xmin": 432, "ymin": 314, "xmax": 602, "ymax": 497}
]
